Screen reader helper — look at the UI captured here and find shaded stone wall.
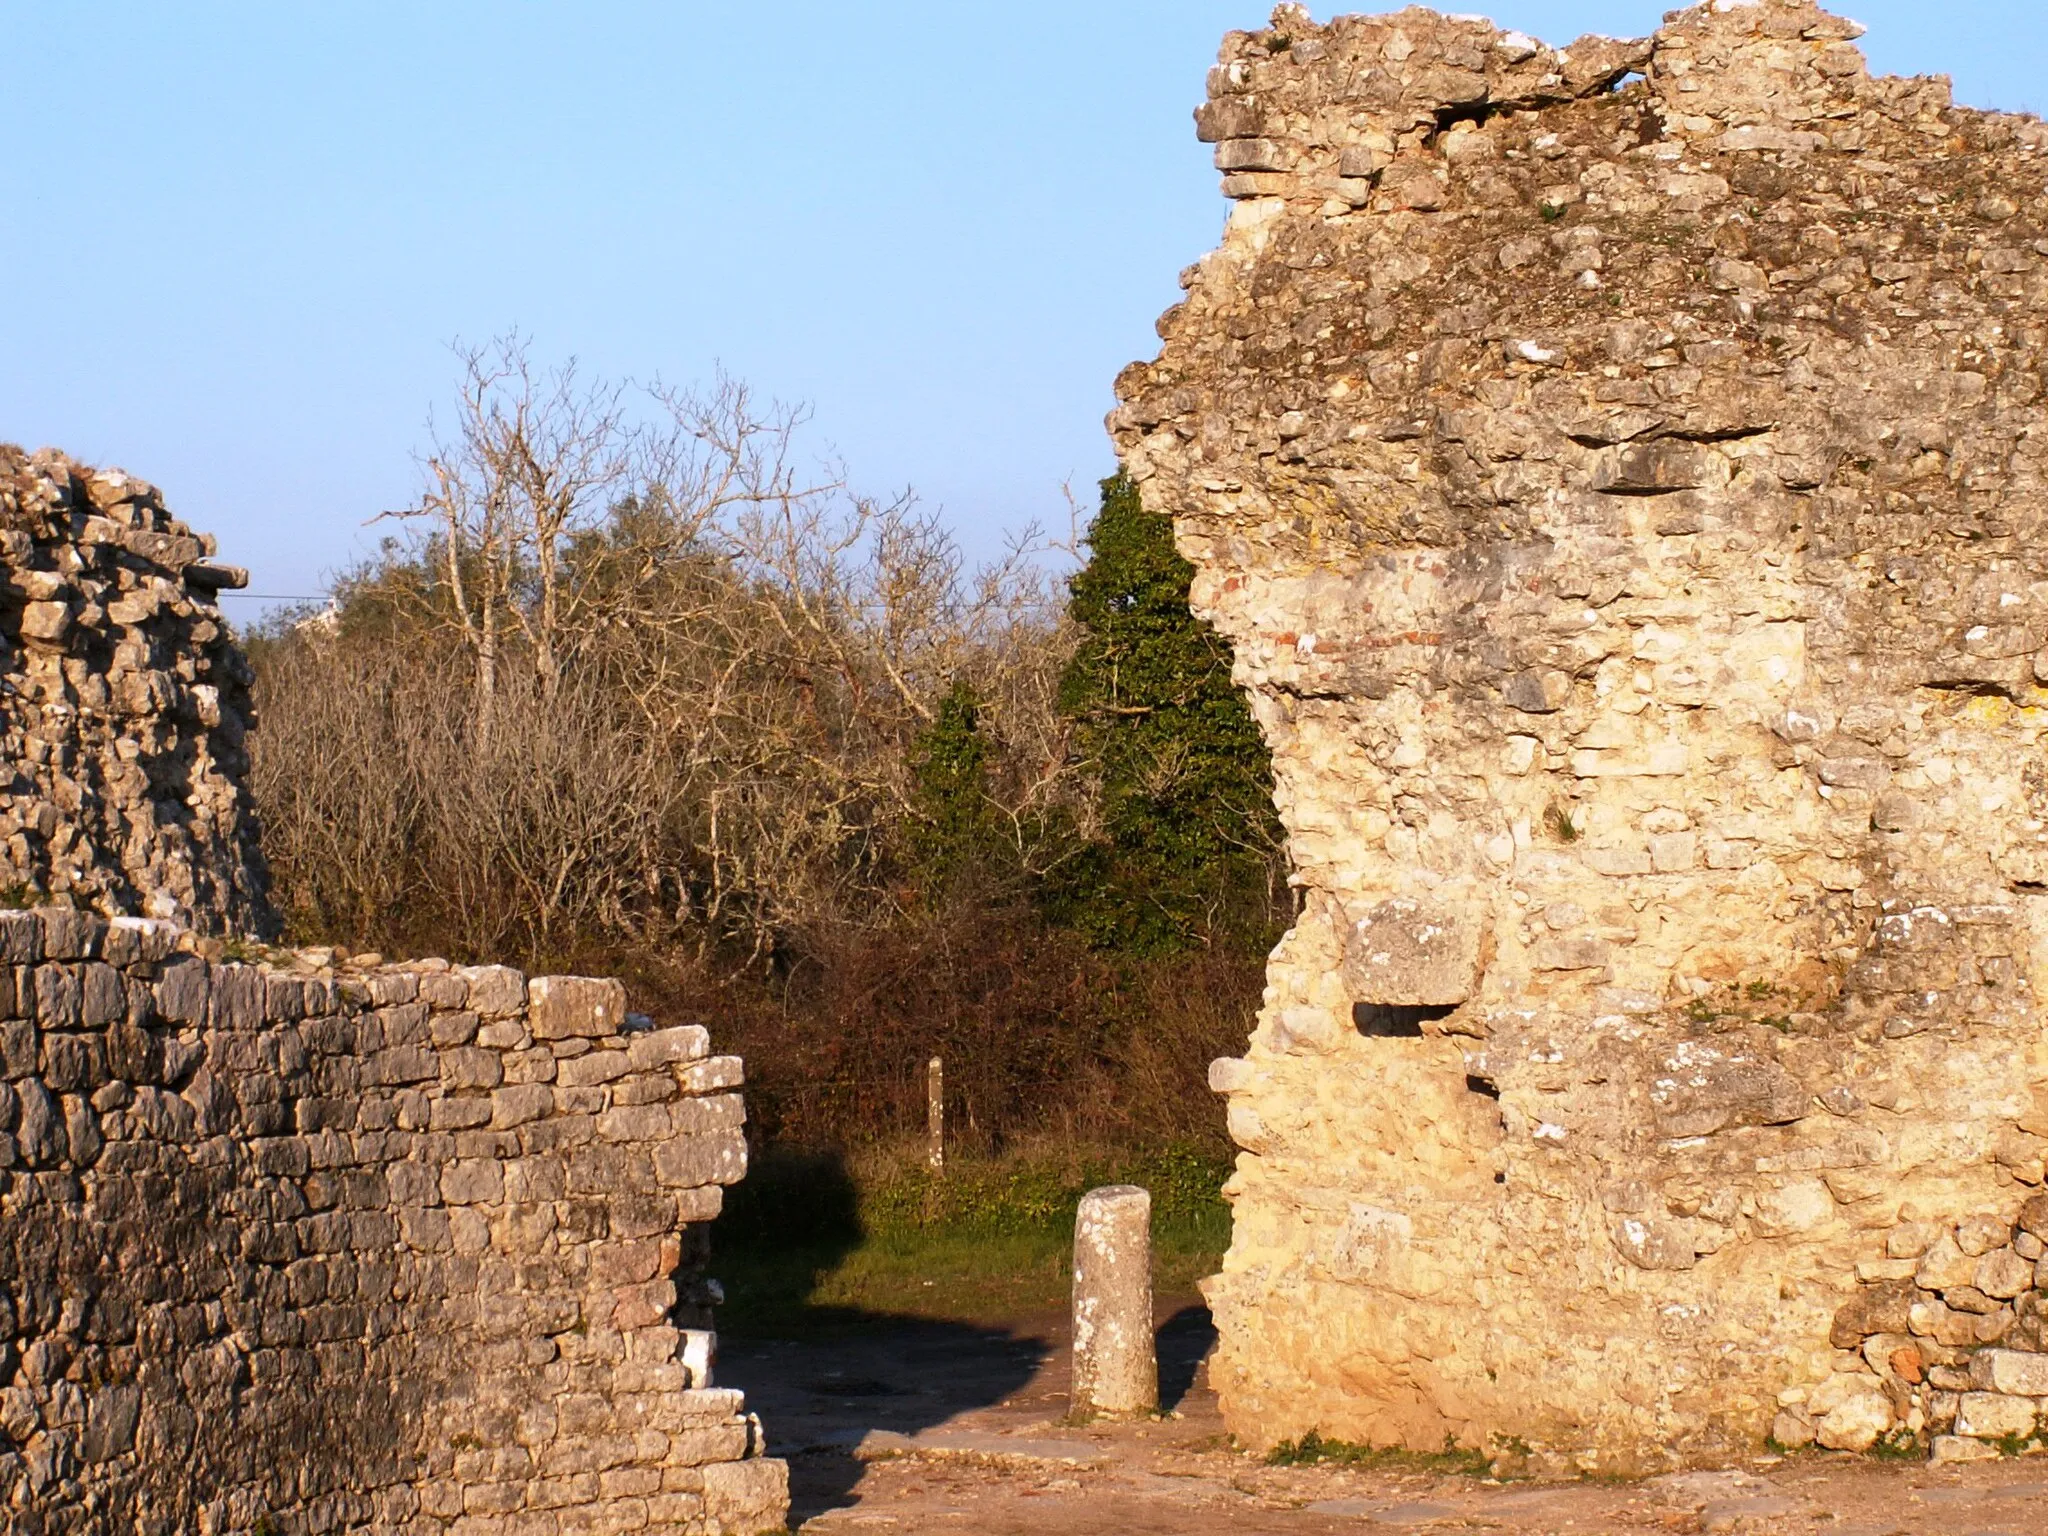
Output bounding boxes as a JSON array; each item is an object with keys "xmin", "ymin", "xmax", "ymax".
[
  {"xmin": 0, "ymin": 907, "xmax": 787, "ymax": 1534},
  {"xmin": 1114, "ymin": 0, "xmax": 2048, "ymax": 1472},
  {"xmin": 0, "ymin": 448, "xmax": 272, "ymax": 936}
]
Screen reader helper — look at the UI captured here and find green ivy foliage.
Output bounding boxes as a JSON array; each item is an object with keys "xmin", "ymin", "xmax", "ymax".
[
  {"xmin": 905, "ymin": 677, "xmax": 1009, "ymax": 903},
  {"xmin": 1051, "ymin": 471, "xmax": 1286, "ymax": 954}
]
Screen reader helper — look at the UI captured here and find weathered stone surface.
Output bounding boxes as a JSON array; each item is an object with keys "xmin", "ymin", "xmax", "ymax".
[
  {"xmin": 0, "ymin": 450, "xmax": 271, "ymax": 933},
  {"xmin": 1072, "ymin": 1185, "xmax": 1159, "ymax": 1418},
  {"xmin": 1122, "ymin": 0, "xmax": 2048, "ymax": 1473},
  {"xmin": 1970, "ymin": 1349, "xmax": 2048, "ymax": 1397},
  {"xmin": 1830, "ymin": 1282, "xmax": 1915, "ymax": 1349},
  {"xmin": 527, "ymin": 974, "xmax": 628, "ymax": 1039},
  {"xmin": 1814, "ymin": 1386, "xmax": 1893, "ymax": 1453},
  {"xmin": 1955, "ymin": 1392, "xmax": 2037, "ymax": 1442}
]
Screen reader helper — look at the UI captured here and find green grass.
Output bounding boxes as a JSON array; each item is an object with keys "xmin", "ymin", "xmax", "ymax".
[
  {"xmin": 713, "ymin": 1141, "xmax": 1232, "ymax": 1335},
  {"xmin": 1267, "ymin": 1430, "xmax": 1492, "ymax": 1477}
]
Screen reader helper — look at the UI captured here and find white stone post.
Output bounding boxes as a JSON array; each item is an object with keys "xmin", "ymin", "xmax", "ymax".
[
  {"xmin": 927, "ymin": 1055, "xmax": 945, "ymax": 1173},
  {"xmin": 1072, "ymin": 1184, "xmax": 1157, "ymax": 1417}
]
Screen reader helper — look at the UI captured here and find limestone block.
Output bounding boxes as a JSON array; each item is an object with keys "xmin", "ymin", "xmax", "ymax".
[
  {"xmin": 1814, "ymin": 1384, "xmax": 1893, "ymax": 1451},
  {"xmin": 1955, "ymin": 1392, "xmax": 2037, "ymax": 1442},
  {"xmin": 1974, "ymin": 1247, "xmax": 2034, "ymax": 1301},
  {"xmin": 1969, "ymin": 1349, "xmax": 2048, "ymax": 1397},
  {"xmin": 527, "ymin": 976, "xmax": 628, "ymax": 1040},
  {"xmin": 701, "ymin": 1457, "xmax": 790, "ymax": 1529},
  {"xmin": 459, "ymin": 965, "xmax": 528, "ymax": 1018},
  {"xmin": 1341, "ymin": 897, "xmax": 1481, "ymax": 1007},
  {"xmin": 1931, "ymin": 1434, "xmax": 2003, "ymax": 1464},
  {"xmin": 626, "ymin": 1025, "xmax": 709, "ymax": 1069}
]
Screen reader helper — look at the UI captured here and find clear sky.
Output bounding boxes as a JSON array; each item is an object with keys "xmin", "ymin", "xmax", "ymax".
[{"xmin": 2, "ymin": 2, "xmax": 2040, "ymax": 615}]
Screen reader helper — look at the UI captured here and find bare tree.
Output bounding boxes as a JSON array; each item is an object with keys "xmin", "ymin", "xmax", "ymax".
[
  {"xmin": 261, "ymin": 342, "xmax": 1084, "ymax": 964},
  {"xmin": 386, "ymin": 334, "xmax": 635, "ymax": 724}
]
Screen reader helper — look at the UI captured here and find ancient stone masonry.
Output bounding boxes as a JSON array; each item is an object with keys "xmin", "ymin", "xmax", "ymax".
[
  {"xmin": 1112, "ymin": 0, "xmax": 2048, "ymax": 1472},
  {"xmin": 0, "ymin": 908, "xmax": 788, "ymax": 1533},
  {"xmin": 0, "ymin": 448, "xmax": 273, "ymax": 936}
]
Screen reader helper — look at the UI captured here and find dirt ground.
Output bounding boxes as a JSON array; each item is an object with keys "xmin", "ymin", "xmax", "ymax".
[{"xmin": 719, "ymin": 1302, "xmax": 2048, "ymax": 1535}]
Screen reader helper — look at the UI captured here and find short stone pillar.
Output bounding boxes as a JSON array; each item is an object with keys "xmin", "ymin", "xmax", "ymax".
[{"xmin": 1072, "ymin": 1185, "xmax": 1157, "ymax": 1417}]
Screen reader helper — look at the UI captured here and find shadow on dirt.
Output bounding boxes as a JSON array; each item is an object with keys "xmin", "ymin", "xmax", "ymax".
[
  {"xmin": 1157, "ymin": 1303, "xmax": 1216, "ymax": 1412},
  {"xmin": 720, "ymin": 1316, "xmax": 1053, "ymax": 1528},
  {"xmin": 710, "ymin": 1149, "xmax": 1054, "ymax": 1527}
]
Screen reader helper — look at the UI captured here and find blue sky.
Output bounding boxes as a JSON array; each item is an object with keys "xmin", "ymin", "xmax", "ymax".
[{"xmin": 1, "ymin": 2, "xmax": 2040, "ymax": 614}]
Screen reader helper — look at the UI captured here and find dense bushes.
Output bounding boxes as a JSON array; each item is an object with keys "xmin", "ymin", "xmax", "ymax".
[{"xmin": 247, "ymin": 344, "xmax": 1288, "ymax": 1155}]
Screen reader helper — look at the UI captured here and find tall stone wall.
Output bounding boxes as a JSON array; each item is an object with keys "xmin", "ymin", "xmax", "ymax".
[
  {"xmin": 0, "ymin": 448, "xmax": 272, "ymax": 936},
  {"xmin": 1114, "ymin": 0, "xmax": 2048, "ymax": 1471},
  {"xmin": 0, "ymin": 907, "xmax": 787, "ymax": 1533}
]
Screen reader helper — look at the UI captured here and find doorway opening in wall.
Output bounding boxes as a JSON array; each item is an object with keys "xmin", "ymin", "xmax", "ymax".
[{"xmin": 1351, "ymin": 1002, "xmax": 1457, "ymax": 1038}]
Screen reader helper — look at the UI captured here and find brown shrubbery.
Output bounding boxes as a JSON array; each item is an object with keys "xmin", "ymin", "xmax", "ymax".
[{"xmin": 247, "ymin": 338, "xmax": 1274, "ymax": 1153}]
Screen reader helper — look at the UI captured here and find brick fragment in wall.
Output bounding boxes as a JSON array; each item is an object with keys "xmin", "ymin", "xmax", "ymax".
[
  {"xmin": 0, "ymin": 449, "xmax": 273, "ymax": 934},
  {"xmin": 1122, "ymin": 0, "xmax": 2048, "ymax": 1475},
  {"xmin": 0, "ymin": 909, "xmax": 787, "ymax": 1533}
]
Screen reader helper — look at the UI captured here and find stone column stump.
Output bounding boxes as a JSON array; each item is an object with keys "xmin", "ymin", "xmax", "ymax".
[{"xmin": 1072, "ymin": 1184, "xmax": 1157, "ymax": 1417}]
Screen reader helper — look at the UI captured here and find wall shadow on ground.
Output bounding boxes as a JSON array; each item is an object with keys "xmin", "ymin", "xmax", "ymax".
[
  {"xmin": 1157, "ymin": 1303, "xmax": 1217, "ymax": 1413},
  {"xmin": 710, "ymin": 1149, "xmax": 1054, "ymax": 1528}
]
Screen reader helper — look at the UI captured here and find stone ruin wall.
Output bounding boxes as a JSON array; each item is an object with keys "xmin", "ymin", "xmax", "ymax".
[
  {"xmin": 0, "ymin": 449, "xmax": 272, "ymax": 937},
  {"xmin": 0, "ymin": 909, "xmax": 787, "ymax": 1535},
  {"xmin": 0, "ymin": 457, "xmax": 788, "ymax": 1531},
  {"xmin": 1113, "ymin": 0, "xmax": 2048, "ymax": 1472}
]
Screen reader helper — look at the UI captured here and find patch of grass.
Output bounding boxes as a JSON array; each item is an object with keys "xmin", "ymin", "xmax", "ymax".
[
  {"xmin": 1267, "ymin": 1429, "xmax": 1491, "ymax": 1476},
  {"xmin": 1539, "ymin": 202, "xmax": 1568, "ymax": 222},
  {"xmin": 1543, "ymin": 802, "xmax": 1580, "ymax": 844},
  {"xmin": 715, "ymin": 1141, "xmax": 1233, "ymax": 1334},
  {"xmin": 1868, "ymin": 1428, "xmax": 1923, "ymax": 1461},
  {"xmin": 1992, "ymin": 1430, "xmax": 2044, "ymax": 1458},
  {"xmin": 0, "ymin": 883, "xmax": 43, "ymax": 911}
]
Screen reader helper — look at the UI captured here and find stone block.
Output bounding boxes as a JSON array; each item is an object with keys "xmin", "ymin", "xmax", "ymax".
[
  {"xmin": 597, "ymin": 1103, "xmax": 674, "ymax": 1143},
  {"xmin": 700, "ymin": 1456, "xmax": 789, "ymax": 1524},
  {"xmin": 1955, "ymin": 1392, "xmax": 2036, "ymax": 1441},
  {"xmin": 154, "ymin": 957, "xmax": 210, "ymax": 1024},
  {"xmin": 490, "ymin": 1085, "xmax": 553, "ymax": 1130},
  {"xmin": 1975, "ymin": 1246, "xmax": 2034, "ymax": 1300},
  {"xmin": 1931, "ymin": 1433, "xmax": 2002, "ymax": 1463},
  {"xmin": 1341, "ymin": 897, "xmax": 1481, "ymax": 1007},
  {"xmin": 625, "ymin": 1027, "xmax": 709, "ymax": 1071},
  {"xmin": 1969, "ymin": 1349, "xmax": 2048, "ymax": 1397},
  {"xmin": 528, "ymin": 977, "xmax": 628, "ymax": 1041},
  {"xmin": 679, "ymin": 1057, "xmax": 744, "ymax": 1095},
  {"xmin": 556, "ymin": 1050, "xmax": 631, "ymax": 1088},
  {"xmin": 1814, "ymin": 1384, "xmax": 1893, "ymax": 1451},
  {"xmin": 654, "ymin": 1132, "xmax": 747, "ymax": 1191},
  {"xmin": 0, "ymin": 913, "xmax": 41, "ymax": 965}
]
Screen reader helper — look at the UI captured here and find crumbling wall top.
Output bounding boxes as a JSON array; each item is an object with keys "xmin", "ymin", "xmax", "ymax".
[{"xmin": 0, "ymin": 448, "xmax": 271, "ymax": 935}]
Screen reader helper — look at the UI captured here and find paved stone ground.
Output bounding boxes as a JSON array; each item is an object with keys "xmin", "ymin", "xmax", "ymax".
[{"xmin": 721, "ymin": 1303, "xmax": 2048, "ymax": 1534}]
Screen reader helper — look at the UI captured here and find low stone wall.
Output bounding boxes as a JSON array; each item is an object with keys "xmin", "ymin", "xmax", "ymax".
[{"xmin": 0, "ymin": 907, "xmax": 786, "ymax": 1535}]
